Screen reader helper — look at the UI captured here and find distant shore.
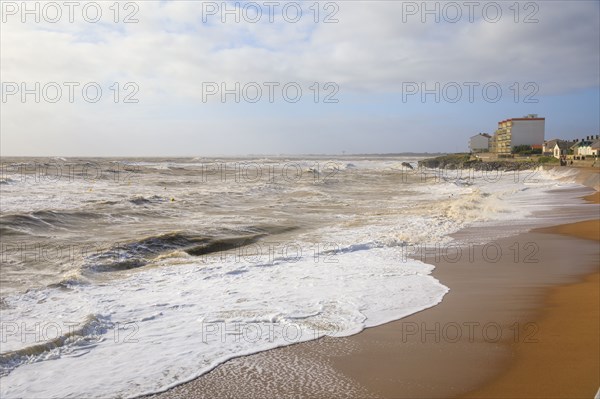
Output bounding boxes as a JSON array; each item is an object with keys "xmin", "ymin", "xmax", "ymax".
[{"xmin": 418, "ymin": 153, "xmax": 600, "ymax": 172}]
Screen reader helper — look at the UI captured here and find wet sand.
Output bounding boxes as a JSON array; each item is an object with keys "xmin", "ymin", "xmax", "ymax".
[
  {"xmin": 583, "ymin": 191, "xmax": 600, "ymax": 204},
  {"xmin": 151, "ymin": 179, "xmax": 599, "ymax": 399},
  {"xmin": 536, "ymin": 219, "xmax": 599, "ymax": 242},
  {"xmin": 464, "ymin": 272, "xmax": 599, "ymax": 399}
]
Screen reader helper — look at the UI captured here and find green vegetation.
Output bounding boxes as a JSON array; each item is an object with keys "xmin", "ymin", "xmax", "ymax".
[
  {"xmin": 537, "ymin": 156, "xmax": 560, "ymax": 164},
  {"xmin": 434, "ymin": 153, "xmax": 471, "ymax": 163},
  {"xmin": 416, "ymin": 154, "xmax": 471, "ymax": 168},
  {"xmin": 512, "ymin": 145, "xmax": 542, "ymax": 155}
]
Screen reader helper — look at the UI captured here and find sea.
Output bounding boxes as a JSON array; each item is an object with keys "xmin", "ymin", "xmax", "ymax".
[{"xmin": 0, "ymin": 156, "xmax": 594, "ymax": 398}]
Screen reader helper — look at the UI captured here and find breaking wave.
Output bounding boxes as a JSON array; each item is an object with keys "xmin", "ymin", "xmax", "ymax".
[{"xmin": 0, "ymin": 314, "xmax": 113, "ymax": 377}]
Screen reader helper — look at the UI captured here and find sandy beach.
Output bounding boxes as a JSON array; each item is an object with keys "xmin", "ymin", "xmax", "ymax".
[
  {"xmin": 465, "ymin": 198, "xmax": 600, "ymax": 398},
  {"xmin": 150, "ymin": 171, "xmax": 600, "ymax": 399},
  {"xmin": 465, "ymin": 271, "xmax": 599, "ymax": 399}
]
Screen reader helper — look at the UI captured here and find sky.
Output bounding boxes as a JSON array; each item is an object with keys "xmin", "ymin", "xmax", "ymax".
[{"xmin": 1, "ymin": 0, "xmax": 599, "ymax": 156}]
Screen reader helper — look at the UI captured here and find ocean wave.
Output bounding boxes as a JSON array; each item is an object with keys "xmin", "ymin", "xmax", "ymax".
[
  {"xmin": 0, "ymin": 225, "xmax": 23, "ymax": 237},
  {"xmin": 0, "ymin": 177, "xmax": 17, "ymax": 185},
  {"xmin": 129, "ymin": 195, "xmax": 168, "ymax": 205},
  {"xmin": 0, "ymin": 246, "xmax": 448, "ymax": 398},
  {"xmin": 0, "ymin": 314, "xmax": 113, "ymax": 377},
  {"xmin": 0, "ymin": 210, "xmax": 100, "ymax": 234},
  {"xmin": 83, "ymin": 231, "xmax": 270, "ymax": 272}
]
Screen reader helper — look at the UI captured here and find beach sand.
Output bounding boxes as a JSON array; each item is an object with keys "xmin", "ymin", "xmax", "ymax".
[
  {"xmin": 583, "ymin": 191, "xmax": 600, "ymax": 204},
  {"xmin": 464, "ymin": 272, "xmax": 599, "ymax": 399},
  {"xmin": 536, "ymin": 219, "xmax": 599, "ymax": 242},
  {"xmin": 151, "ymin": 185, "xmax": 599, "ymax": 399}
]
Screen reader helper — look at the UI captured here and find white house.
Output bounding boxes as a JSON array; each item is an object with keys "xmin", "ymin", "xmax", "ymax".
[
  {"xmin": 592, "ymin": 140, "xmax": 600, "ymax": 157},
  {"xmin": 469, "ymin": 133, "xmax": 490, "ymax": 153},
  {"xmin": 572, "ymin": 135, "xmax": 600, "ymax": 158},
  {"xmin": 552, "ymin": 141, "xmax": 574, "ymax": 159}
]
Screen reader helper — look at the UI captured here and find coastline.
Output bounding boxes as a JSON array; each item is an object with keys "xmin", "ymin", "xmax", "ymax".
[{"xmin": 149, "ymin": 169, "xmax": 599, "ymax": 399}]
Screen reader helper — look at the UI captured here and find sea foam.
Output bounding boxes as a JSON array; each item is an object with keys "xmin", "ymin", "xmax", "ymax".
[{"xmin": 1, "ymin": 246, "xmax": 447, "ymax": 398}]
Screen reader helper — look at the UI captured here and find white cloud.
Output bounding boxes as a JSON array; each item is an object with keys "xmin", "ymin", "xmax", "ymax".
[{"xmin": 1, "ymin": 1, "xmax": 598, "ymax": 155}]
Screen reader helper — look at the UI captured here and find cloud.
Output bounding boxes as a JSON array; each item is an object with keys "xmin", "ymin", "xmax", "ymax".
[{"xmin": 1, "ymin": 1, "xmax": 598, "ymax": 155}]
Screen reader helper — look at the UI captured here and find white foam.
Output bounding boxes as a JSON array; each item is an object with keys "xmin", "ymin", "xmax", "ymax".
[{"xmin": 0, "ymin": 247, "xmax": 447, "ymax": 398}]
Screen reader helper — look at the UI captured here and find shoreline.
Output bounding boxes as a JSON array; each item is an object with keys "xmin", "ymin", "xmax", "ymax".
[{"xmin": 150, "ymin": 170, "xmax": 599, "ymax": 399}]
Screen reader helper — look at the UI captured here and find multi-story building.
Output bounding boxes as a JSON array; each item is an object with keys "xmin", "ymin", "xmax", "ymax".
[
  {"xmin": 491, "ymin": 114, "xmax": 545, "ymax": 155},
  {"xmin": 469, "ymin": 133, "xmax": 490, "ymax": 153}
]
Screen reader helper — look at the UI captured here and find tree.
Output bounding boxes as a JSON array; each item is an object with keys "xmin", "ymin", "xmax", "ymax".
[{"xmin": 513, "ymin": 145, "xmax": 532, "ymax": 154}]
